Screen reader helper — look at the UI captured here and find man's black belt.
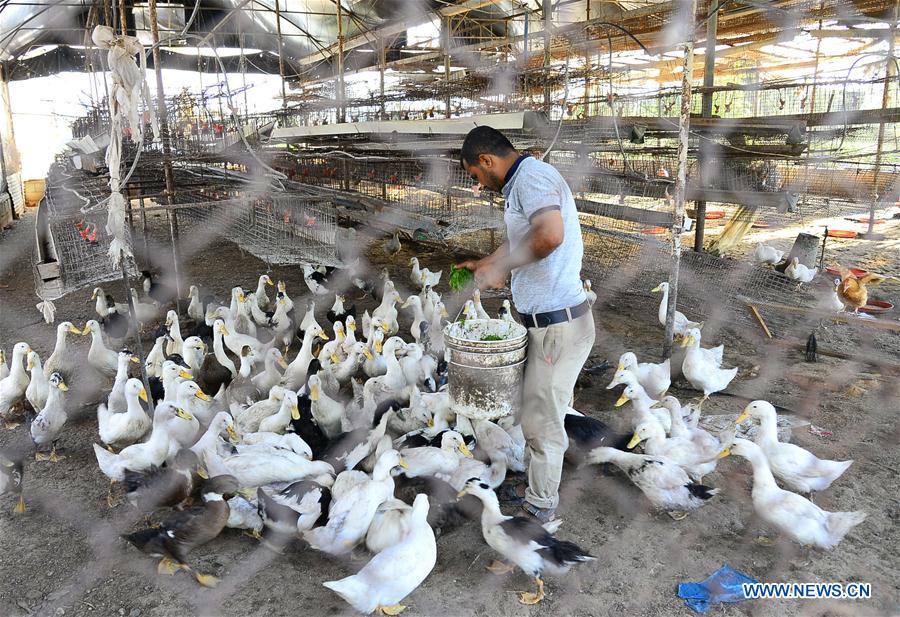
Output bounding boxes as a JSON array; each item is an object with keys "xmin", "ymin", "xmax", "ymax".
[{"xmin": 522, "ymin": 300, "xmax": 590, "ymax": 329}]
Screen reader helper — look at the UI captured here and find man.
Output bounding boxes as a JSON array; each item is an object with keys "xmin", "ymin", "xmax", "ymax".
[{"xmin": 457, "ymin": 126, "xmax": 594, "ymax": 523}]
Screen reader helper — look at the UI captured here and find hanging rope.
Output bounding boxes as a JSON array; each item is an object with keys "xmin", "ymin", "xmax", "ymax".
[{"xmin": 91, "ymin": 24, "xmax": 160, "ymax": 268}]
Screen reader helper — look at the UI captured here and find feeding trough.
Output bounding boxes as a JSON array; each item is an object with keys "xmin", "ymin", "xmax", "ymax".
[
  {"xmin": 825, "ymin": 266, "xmax": 868, "ymax": 278},
  {"xmin": 827, "ymin": 229, "xmax": 857, "ymax": 238},
  {"xmin": 705, "ymin": 210, "xmax": 726, "ymax": 220},
  {"xmin": 444, "ymin": 319, "xmax": 527, "ymax": 421},
  {"xmin": 859, "ymin": 300, "xmax": 893, "ymax": 315}
]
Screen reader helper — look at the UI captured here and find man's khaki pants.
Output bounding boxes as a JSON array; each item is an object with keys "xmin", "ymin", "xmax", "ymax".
[{"xmin": 520, "ymin": 310, "xmax": 595, "ymax": 510}]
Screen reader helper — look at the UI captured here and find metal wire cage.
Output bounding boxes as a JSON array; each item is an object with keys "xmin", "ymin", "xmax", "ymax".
[
  {"xmin": 177, "ymin": 191, "xmax": 341, "ymax": 266},
  {"xmin": 33, "ymin": 171, "xmax": 137, "ymax": 301}
]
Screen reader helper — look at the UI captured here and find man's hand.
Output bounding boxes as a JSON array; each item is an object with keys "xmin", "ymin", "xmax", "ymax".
[{"xmin": 455, "ymin": 258, "xmax": 509, "ymax": 290}]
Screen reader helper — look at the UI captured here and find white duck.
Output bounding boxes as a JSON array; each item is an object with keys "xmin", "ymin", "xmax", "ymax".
[
  {"xmin": 736, "ymin": 401, "xmax": 853, "ymax": 494},
  {"xmin": 409, "ymin": 257, "xmax": 441, "ymax": 289},
  {"xmin": 681, "ymin": 328, "xmax": 738, "ymax": 404},
  {"xmin": 654, "ymin": 396, "xmax": 720, "ymax": 453},
  {"xmin": 83, "ymin": 319, "xmax": 119, "ymax": 377},
  {"xmin": 785, "ymin": 257, "xmax": 816, "ymax": 284},
  {"xmin": 269, "ymin": 296, "xmax": 295, "ymax": 351},
  {"xmin": 400, "ymin": 294, "xmax": 428, "ymax": 343},
  {"xmin": 399, "ymin": 343, "xmax": 437, "ymax": 389},
  {"xmin": 606, "ymin": 352, "xmax": 670, "ymax": 400},
  {"xmin": 304, "ymin": 449, "xmax": 406, "ymax": 555},
  {"xmin": 169, "ymin": 381, "xmax": 205, "ymax": 449},
  {"xmin": 234, "ymin": 385, "xmax": 286, "ymax": 434},
  {"xmin": 362, "ymin": 337, "xmax": 409, "ymax": 407},
  {"xmin": 25, "ymin": 351, "xmax": 49, "ymax": 413},
  {"xmin": 498, "ymin": 299, "xmax": 515, "ymax": 323},
  {"xmin": 469, "ymin": 417, "xmax": 526, "ymax": 473},
  {"xmin": 583, "ymin": 280, "xmax": 597, "ymax": 306},
  {"xmin": 718, "ymin": 439, "xmax": 866, "ymax": 550},
  {"xmin": 302, "ymin": 264, "xmax": 330, "ymax": 296},
  {"xmin": 0, "ymin": 349, "xmax": 8, "ymax": 381},
  {"xmin": 164, "ymin": 310, "xmax": 185, "ymax": 356},
  {"xmin": 281, "ymin": 324, "xmax": 328, "ymax": 390},
  {"xmin": 400, "ymin": 430, "xmax": 473, "ymax": 478},
  {"xmin": 628, "ymin": 419, "xmax": 719, "ymax": 481},
  {"xmin": 30, "ymin": 372, "xmax": 69, "ymax": 461},
  {"xmin": 93, "ymin": 403, "xmax": 194, "ymax": 482},
  {"xmin": 460, "ymin": 479, "xmax": 595, "ymax": 605},
  {"xmin": 145, "ymin": 334, "xmax": 168, "ymax": 379},
  {"xmin": 189, "ymin": 411, "xmax": 239, "ymax": 461},
  {"xmin": 297, "ymin": 299, "xmax": 318, "ymax": 340},
  {"xmin": 107, "ymin": 351, "xmax": 138, "ymax": 413},
  {"xmin": 754, "ymin": 243, "xmax": 784, "ymax": 265},
  {"xmin": 0, "ymin": 342, "xmax": 31, "ymax": 422},
  {"xmin": 128, "ymin": 287, "xmax": 160, "ymax": 326},
  {"xmin": 187, "ymin": 285, "xmax": 205, "ymax": 322},
  {"xmin": 205, "ymin": 442, "xmax": 333, "ymax": 490},
  {"xmin": 472, "ymin": 289, "xmax": 491, "ymax": 320},
  {"xmin": 587, "ymin": 447, "xmax": 720, "ymax": 513},
  {"xmin": 372, "ymin": 291, "xmax": 402, "ymax": 336},
  {"xmin": 255, "ymin": 274, "xmax": 274, "ymax": 310},
  {"xmin": 363, "ymin": 330, "xmax": 388, "ymax": 379},
  {"xmin": 44, "ymin": 322, "xmax": 80, "ymax": 377},
  {"xmin": 276, "ymin": 280, "xmax": 294, "ymax": 314},
  {"xmin": 613, "ymin": 381, "xmax": 671, "ymax": 433},
  {"xmin": 340, "ymin": 315, "xmax": 359, "ymax": 355},
  {"xmin": 98, "ymin": 378, "xmax": 151, "ymax": 448},
  {"xmin": 325, "ymin": 494, "xmax": 436, "ymax": 616},
  {"xmin": 251, "ymin": 348, "xmax": 288, "ymax": 393},
  {"xmin": 308, "ymin": 374, "xmax": 344, "ymax": 439},
  {"xmin": 258, "ymin": 389, "xmax": 300, "ymax": 434},
  {"xmin": 650, "ymin": 282, "xmax": 703, "ymax": 337},
  {"xmin": 319, "ymin": 322, "xmax": 347, "ymax": 368},
  {"xmin": 364, "ymin": 498, "xmax": 413, "ymax": 554}
]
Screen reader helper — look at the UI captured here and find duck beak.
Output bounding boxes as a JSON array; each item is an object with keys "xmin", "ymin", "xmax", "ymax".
[
  {"xmin": 347, "ymin": 322, "xmax": 356, "ymax": 332},
  {"xmin": 91, "ymin": 289, "xmax": 98, "ymax": 300},
  {"xmin": 329, "ymin": 353, "xmax": 339, "ymax": 364},
  {"xmin": 175, "ymin": 408, "xmax": 194, "ymax": 421},
  {"xmin": 440, "ymin": 308, "xmax": 448, "ymax": 318},
  {"xmin": 291, "ymin": 405, "xmax": 300, "ymax": 420},
  {"xmin": 735, "ymin": 410, "xmax": 750, "ymax": 424},
  {"xmin": 220, "ymin": 325, "xmax": 230, "ymax": 336},
  {"xmin": 195, "ymin": 390, "xmax": 212, "ymax": 401},
  {"xmin": 80, "ymin": 326, "xmax": 90, "ymax": 335},
  {"xmin": 375, "ymin": 341, "xmax": 383, "ymax": 353},
  {"xmin": 363, "ymin": 347, "xmax": 374, "ymax": 360},
  {"xmin": 616, "ymin": 363, "xmax": 624, "ymax": 373},
  {"xmin": 400, "ymin": 298, "xmax": 411, "ymax": 309},
  {"xmin": 717, "ymin": 447, "xmax": 731, "ymax": 459},
  {"xmin": 614, "ymin": 393, "xmax": 629, "ymax": 407},
  {"xmin": 277, "ymin": 357, "xmax": 288, "ymax": 369},
  {"xmin": 627, "ymin": 433, "xmax": 642, "ymax": 449},
  {"xmin": 398, "ymin": 458, "xmax": 409, "ymax": 470},
  {"xmin": 456, "ymin": 488, "xmax": 467, "ymax": 498},
  {"xmin": 265, "ymin": 276, "xmax": 274, "ymax": 285},
  {"xmin": 138, "ymin": 388, "xmax": 149, "ymax": 402},
  {"xmin": 310, "ymin": 386, "xmax": 320, "ymax": 402},
  {"xmin": 381, "ymin": 323, "xmax": 390, "ymax": 333},
  {"xmin": 680, "ymin": 336, "xmax": 693, "ymax": 348},
  {"xmin": 130, "ymin": 356, "xmax": 140, "ymax": 364},
  {"xmin": 426, "ymin": 418, "xmax": 434, "ymax": 428},
  {"xmin": 179, "ymin": 370, "xmax": 193, "ymax": 380},
  {"xmin": 459, "ymin": 443, "xmax": 474, "ymax": 458},
  {"xmin": 318, "ymin": 331, "xmax": 330, "ymax": 341},
  {"xmin": 197, "ymin": 467, "xmax": 209, "ymax": 480},
  {"xmin": 57, "ymin": 381, "xmax": 69, "ymax": 392},
  {"xmin": 26, "ymin": 359, "xmax": 33, "ymax": 370},
  {"xmin": 226, "ymin": 425, "xmax": 239, "ymax": 442},
  {"xmin": 651, "ymin": 285, "xmax": 662, "ymax": 293}
]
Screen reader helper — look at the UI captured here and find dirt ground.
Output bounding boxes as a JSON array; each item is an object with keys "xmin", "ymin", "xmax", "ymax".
[{"xmin": 1, "ymin": 206, "xmax": 898, "ymax": 617}]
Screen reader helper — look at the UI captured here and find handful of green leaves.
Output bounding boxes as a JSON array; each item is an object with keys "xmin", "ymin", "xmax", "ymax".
[
  {"xmin": 481, "ymin": 334, "xmax": 504, "ymax": 341},
  {"xmin": 449, "ymin": 265, "xmax": 474, "ymax": 291}
]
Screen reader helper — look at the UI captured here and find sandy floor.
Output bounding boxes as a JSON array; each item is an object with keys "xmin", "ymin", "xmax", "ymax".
[{"xmin": 0, "ymin": 207, "xmax": 898, "ymax": 617}]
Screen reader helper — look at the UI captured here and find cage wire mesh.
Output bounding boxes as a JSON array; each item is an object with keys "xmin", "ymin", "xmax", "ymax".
[
  {"xmin": 177, "ymin": 191, "xmax": 341, "ymax": 267},
  {"xmin": 33, "ymin": 169, "xmax": 138, "ymax": 301}
]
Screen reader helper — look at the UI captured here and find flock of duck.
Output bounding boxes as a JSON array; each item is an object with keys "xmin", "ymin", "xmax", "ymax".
[{"xmin": 0, "ymin": 254, "xmax": 867, "ymax": 614}]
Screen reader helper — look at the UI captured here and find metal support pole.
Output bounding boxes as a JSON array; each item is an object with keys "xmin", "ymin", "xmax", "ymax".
[
  {"xmin": 275, "ymin": 0, "xmax": 287, "ymax": 108},
  {"xmin": 120, "ymin": 262, "xmax": 155, "ymax": 415},
  {"xmin": 693, "ymin": 1, "xmax": 717, "ymax": 252},
  {"xmin": 118, "ymin": 0, "xmax": 127, "ymax": 35},
  {"xmin": 443, "ymin": 16, "xmax": 452, "ymax": 119},
  {"xmin": 663, "ymin": 0, "xmax": 698, "ymax": 360},
  {"xmin": 868, "ymin": 1, "xmax": 897, "ymax": 237},
  {"xmin": 336, "ymin": 0, "xmax": 346, "ymax": 123},
  {"xmin": 542, "ymin": 0, "xmax": 552, "ymax": 111},
  {"xmin": 378, "ymin": 37, "xmax": 386, "ymax": 118},
  {"xmin": 148, "ymin": 0, "xmax": 183, "ymax": 314}
]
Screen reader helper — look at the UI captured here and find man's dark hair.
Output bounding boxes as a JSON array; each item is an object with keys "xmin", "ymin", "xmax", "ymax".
[{"xmin": 460, "ymin": 126, "xmax": 516, "ymax": 166}]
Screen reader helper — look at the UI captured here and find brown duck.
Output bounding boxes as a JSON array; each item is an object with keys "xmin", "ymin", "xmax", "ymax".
[{"xmin": 124, "ymin": 474, "xmax": 239, "ymax": 586}]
